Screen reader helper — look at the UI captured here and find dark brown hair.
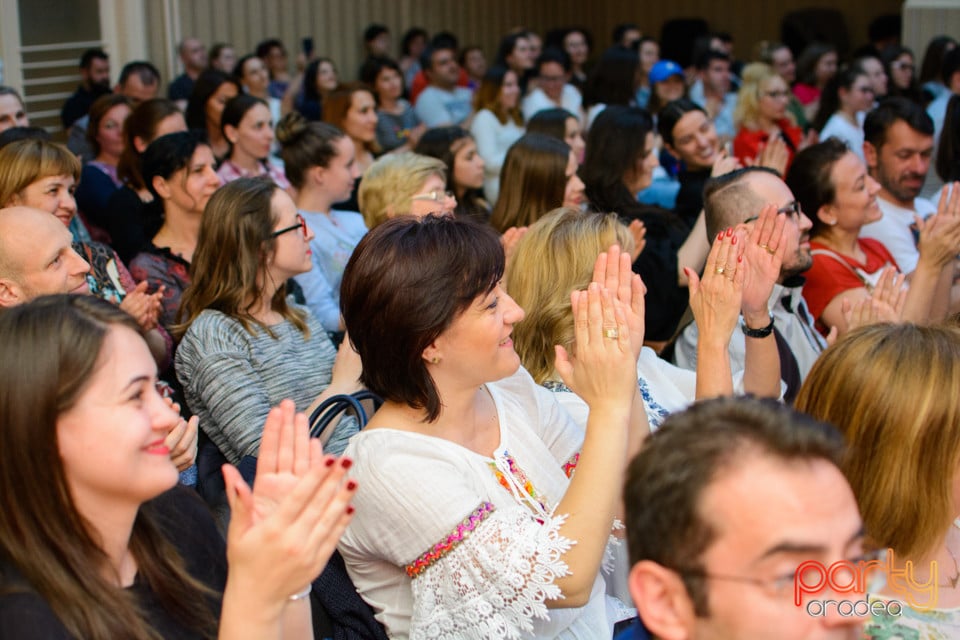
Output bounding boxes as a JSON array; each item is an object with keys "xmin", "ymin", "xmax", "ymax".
[
  {"xmin": 275, "ymin": 111, "xmax": 344, "ymax": 190},
  {"xmin": 785, "ymin": 137, "xmax": 849, "ymax": 238},
  {"xmin": 340, "ymin": 215, "xmax": 504, "ymax": 421},
  {"xmin": 625, "ymin": 396, "xmax": 845, "ymax": 615},
  {"xmin": 0, "ymin": 295, "xmax": 217, "ymax": 639},
  {"xmin": 85, "ymin": 94, "xmax": 132, "ymax": 157},
  {"xmin": 117, "ymin": 98, "xmax": 183, "ymax": 189}
]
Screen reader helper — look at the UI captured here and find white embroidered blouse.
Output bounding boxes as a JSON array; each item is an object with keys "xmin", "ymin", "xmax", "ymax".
[{"xmin": 338, "ymin": 367, "xmax": 630, "ymax": 639}]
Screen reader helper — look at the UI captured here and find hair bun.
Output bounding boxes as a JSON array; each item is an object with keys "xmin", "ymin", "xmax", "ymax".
[{"xmin": 275, "ymin": 111, "xmax": 308, "ymax": 146}]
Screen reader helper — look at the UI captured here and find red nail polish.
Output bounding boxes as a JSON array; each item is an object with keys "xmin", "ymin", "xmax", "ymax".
[
  {"xmin": 731, "ymin": 235, "xmax": 737, "ymax": 245},
  {"xmin": 346, "ymin": 480, "xmax": 357, "ymax": 491},
  {"xmin": 325, "ymin": 457, "xmax": 336, "ymax": 467},
  {"xmin": 717, "ymin": 232, "xmax": 723, "ymax": 240},
  {"xmin": 738, "ymin": 255, "xmax": 743, "ymax": 263},
  {"xmin": 340, "ymin": 458, "xmax": 353, "ymax": 469},
  {"xmin": 726, "ymin": 228, "xmax": 734, "ymax": 237},
  {"xmin": 346, "ymin": 505, "xmax": 355, "ymax": 515}
]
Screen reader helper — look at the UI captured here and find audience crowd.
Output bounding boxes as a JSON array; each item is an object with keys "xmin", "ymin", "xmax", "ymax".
[{"xmin": 0, "ymin": 14, "xmax": 959, "ymax": 639}]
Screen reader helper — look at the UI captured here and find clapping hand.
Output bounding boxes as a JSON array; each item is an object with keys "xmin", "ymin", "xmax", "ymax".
[
  {"xmin": 917, "ymin": 182, "xmax": 960, "ymax": 269},
  {"xmin": 119, "ymin": 281, "xmax": 164, "ymax": 331},
  {"xmin": 739, "ymin": 203, "xmax": 787, "ymax": 324},
  {"xmin": 554, "ymin": 283, "xmax": 637, "ymax": 413},
  {"xmin": 711, "ymin": 147, "xmax": 742, "ymax": 178},
  {"xmin": 223, "ymin": 400, "xmax": 357, "ymax": 607},
  {"xmin": 591, "ymin": 245, "xmax": 645, "ymax": 361},
  {"xmin": 161, "ymin": 397, "xmax": 199, "ymax": 472},
  {"xmin": 686, "ymin": 228, "xmax": 745, "ymax": 349}
]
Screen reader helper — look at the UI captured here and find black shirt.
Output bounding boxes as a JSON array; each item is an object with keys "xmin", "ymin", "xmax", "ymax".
[{"xmin": 0, "ymin": 487, "xmax": 226, "ymax": 638}]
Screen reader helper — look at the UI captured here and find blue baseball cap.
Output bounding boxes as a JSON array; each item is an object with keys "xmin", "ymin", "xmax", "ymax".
[{"xmin": 649, "ymin": 60, "xmax": 684, "ymax": 85}]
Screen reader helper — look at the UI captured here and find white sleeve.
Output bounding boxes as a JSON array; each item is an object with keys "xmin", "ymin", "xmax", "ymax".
[
  {"xmin": 470, "ymin": 110, "xmax": 507, "ymax": 175},
  {"xmin": 292, "ymin": 268, "xmax": 341, "ymax": 331},
  {"xmin": 521, "ymin": 89, "xmax": 552, "ymax": 122},
  {"xmin": 409, "ymin": 504, "xmax": 573, "ymax": 639},
  {"xmin": 342, "ymin": 433, "xmax": 576, "ymax": 639}
]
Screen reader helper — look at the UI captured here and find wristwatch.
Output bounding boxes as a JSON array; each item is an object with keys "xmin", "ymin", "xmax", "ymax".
[{"xmin": 740, "ymin": 313, "xmax": 775, "ymax": 338}]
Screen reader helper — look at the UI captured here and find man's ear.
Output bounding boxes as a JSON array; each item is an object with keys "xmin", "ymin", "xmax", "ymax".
[
  {"xmin": 628, "ymin": 560, "xmax": 696, "ymax": 640},
  {"xmin": 0, "ymin": 278, "xmax": 24, "ymax": 308},
  {"xmin": 863, "ymin": 141, "xmax": 879, "ymax": 173}
]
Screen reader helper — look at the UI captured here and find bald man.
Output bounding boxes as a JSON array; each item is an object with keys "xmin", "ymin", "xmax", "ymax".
[
  {"xmin": 0, "ymin": 206, "xmax": 198, "ymax": 476},
  {"xmin": 0, "ymin": 206, "xmax": 90, "ymax": 307}
]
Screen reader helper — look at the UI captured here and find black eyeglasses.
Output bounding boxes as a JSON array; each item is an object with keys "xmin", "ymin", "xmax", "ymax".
[
  {"xmin": 745, "ymin": 201, "xmax": 803, "ymax": 224},
  {"xmin": 270, "ymin": 214, "xmax": 308, "ymax": 239},
  {"xmin": 669, "ymin": 548, "xmax": 885, "ymax": 601}
]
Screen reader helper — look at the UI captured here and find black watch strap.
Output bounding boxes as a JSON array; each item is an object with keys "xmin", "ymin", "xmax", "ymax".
[{"xmin": 741, "ymin": 313, "xmax": 775, "ymax": 338}]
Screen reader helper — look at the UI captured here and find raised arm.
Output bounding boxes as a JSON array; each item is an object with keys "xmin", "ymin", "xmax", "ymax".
[
  {"xmin": 551, "ymin": 283, "xmax": 637, "ymax": 605},
  {"xmin": 219, "ymin": 400, "xmax": 357, "ymax": 640},
  {"xmin": 736, "ymin": 204, "xmax": 786, "ymax": 398},
  {"xmin": 686, "ymin": 229, "xmax": 743, "ymax": 399}
]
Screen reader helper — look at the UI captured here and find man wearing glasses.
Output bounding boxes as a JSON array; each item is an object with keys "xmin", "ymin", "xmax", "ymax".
[
  {"xmin": 672, "ymin": 167, "xmax": 825, "ymax": 401},
  {"xmin": 620, "ymin": 397, "xmax": 865, "ymax": 639}
]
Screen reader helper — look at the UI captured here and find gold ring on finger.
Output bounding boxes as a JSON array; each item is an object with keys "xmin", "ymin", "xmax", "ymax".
[
  {"xmin": 760, "ymin": 244, "xmax": 776, "ymax": 255},
  {"xmin": 714, "ymin": 267, "xmax": 725, "ymax": 275},
  {"xmin": 603, "ymin": 328, "xmax": 619, "ymax": 339}
]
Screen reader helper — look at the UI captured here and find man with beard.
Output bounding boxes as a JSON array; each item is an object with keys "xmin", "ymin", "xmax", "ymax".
[
  {"xmin": 860, "ymin": 98, "xmax": 937, "ymax": 275},
  {"xmin": 60, "ymin": 49, "xmax": 110, "ymax": 129},
  {"xmin": 673, "ymin": 167, "xmax": 826, "ymax": 400}
]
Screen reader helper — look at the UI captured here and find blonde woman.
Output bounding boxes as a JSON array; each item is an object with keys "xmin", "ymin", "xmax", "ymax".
[
  {"xmin": 796, "ymin": 323, "xmax": 960, "ymax": 636},
  {"xmin": 507, "ymin": 207, "xmax": 783, "ymax": 433},
  {"xmin": 357, "ymin": 151, "xmax": 454, "ymax": 229},
  {"xmin": 732, "ymin": 63, "xmax": 804, "ymax": 174}
]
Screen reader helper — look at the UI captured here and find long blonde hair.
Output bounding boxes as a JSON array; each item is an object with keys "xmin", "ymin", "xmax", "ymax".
[
  {"xmin": 795, "ymin": 323, "xmax": 960, "ymax": 558},
  {"xmin": 506, "ymin": 207, "xmax": 634, "ymax": 383},
  {"xmin": 734, "ymin": 62, "xmax": 796, "ymax": 128}
]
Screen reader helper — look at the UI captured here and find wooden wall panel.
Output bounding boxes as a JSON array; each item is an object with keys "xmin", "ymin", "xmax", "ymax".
[{"xmin": 149, "ymin": 1, "xmax": 904, "ymax": 87}]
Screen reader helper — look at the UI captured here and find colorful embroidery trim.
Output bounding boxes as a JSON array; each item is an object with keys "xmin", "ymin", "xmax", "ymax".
[
  {"xmin": 489, "ymin": 451, "xmax": 549, "ymax": 513},
  {"xmin": 562, "ymin": 453, "xmax": 579, "ymax": 478},
  {"xmin": 405, "ymin": 502, "xmax": 495, "ymax": 578}
]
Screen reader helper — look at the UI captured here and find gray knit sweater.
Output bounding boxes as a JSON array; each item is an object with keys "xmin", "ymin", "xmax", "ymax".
[{"xmin": 175, "ymin": 305, "xmax": 357, "ymax": 464}]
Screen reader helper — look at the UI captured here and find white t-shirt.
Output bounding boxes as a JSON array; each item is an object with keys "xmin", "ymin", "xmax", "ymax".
[
  {"xmin": 469, "ymin": 109, "xmax": 524, "ymax": 205},
  {"xmin": 521, "ymin": 85, "xmax": 583, "ymax": 123},
  {"xmin": 819, "ymin": 112, "xmax": 867, "ymax": 161},
  {"xmin": 859, "ymin": 196, "xmax": 936, "ymax": 274},
  {"xmin": 413, "ymin": 85, "xmax": 474, "ymax": 127}
]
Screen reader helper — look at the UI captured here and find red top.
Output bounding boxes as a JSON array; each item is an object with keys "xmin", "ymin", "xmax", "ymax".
[
  {"xmin": 792, "ymin": 83, "xmax": 820, "ymax": 105},
  {"xmin": 732, "ymin": 120, "xmax": 803, "ymax": 173},
  {"xmin": 804, "ymin": 238, "xmax": 900, "ymax": 334}
]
